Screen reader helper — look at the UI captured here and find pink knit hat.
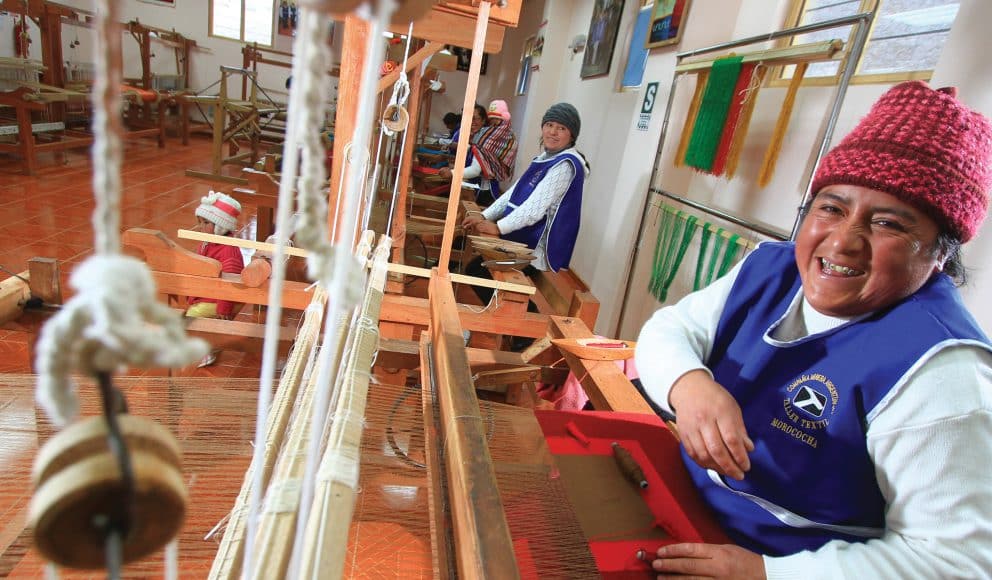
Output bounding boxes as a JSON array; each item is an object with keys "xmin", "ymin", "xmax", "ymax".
[
  {"xmin": 811, "ymin": 81, "xmax": 992, "ymax": 242},
  {"xmin": 195, "ymin": 191, "xmax": 241, "ymax": 235},
  {"xmin": 487, "ymin": 99, "xmax": 511, "ymax": 122}
]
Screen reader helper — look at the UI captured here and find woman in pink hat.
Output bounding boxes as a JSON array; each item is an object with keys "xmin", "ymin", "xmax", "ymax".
[{"xmin": 636, "ymin": 81, "xmax": 992, "ymax": 578}]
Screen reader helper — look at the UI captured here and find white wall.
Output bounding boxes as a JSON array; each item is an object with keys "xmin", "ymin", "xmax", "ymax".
[{"xmin": 930, "ymin": 0, "xmax": 992, "ymax": 329}]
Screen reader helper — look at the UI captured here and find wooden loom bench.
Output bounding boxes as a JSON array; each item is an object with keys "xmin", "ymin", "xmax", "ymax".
[{"xmin": 122, "ymin": 228, "xmax": 298, "ymax": 356}]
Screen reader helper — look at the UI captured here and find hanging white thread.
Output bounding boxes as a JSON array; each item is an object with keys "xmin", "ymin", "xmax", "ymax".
[
  {"xmin": 288, "ymin": 3, "xmax": 397, "ymax": 574},
  {"xmin": 34, "ymin": 0, "xmax": 206, "ymax": 426},
  {"xmin": 244, "ymin": 3, "xmax": 341, "ymax": 573}
]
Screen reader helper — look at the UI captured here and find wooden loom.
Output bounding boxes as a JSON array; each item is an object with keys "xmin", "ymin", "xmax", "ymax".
[
  {"xmin": 1, "ymin": 2, "xmax": 735, "ymax": 578},
  {"xmin": 0, "ymin": 0, "xmax": 177, "ymax": 174}
]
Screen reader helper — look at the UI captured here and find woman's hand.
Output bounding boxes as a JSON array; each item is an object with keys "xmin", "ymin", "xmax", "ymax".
[
  {"xmin": 652, "ymin": 543, "xmax": 764, "ymax": 579},
  {"xmin": 670, "ymin": 370, "xmax": 754, "ymax": 480},
  {"xmin": 472, "ymin": 219, "xmax": 500, "ymax": 236},
  {"xmin": 438, "ymin": 166, "xmax": 452, "ymax": 180},
  {"xmin": 461, "ymin": 213, "xmax": 484, "ymax": 232}
]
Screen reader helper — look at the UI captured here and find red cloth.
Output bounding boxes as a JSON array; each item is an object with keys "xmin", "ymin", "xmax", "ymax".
[
  {"xmin": 811, "ymin": 81, "xmax": 992, "ymax": 242},
  {"xmin": 710, "ymin": 63, "xmax": 756, "ymax": 176},
  {"xmin": 474, "ymin": 121, "xmax": 518, "ymax": 183},
  {"xmin": 188, "ymin": 241, "xmax": 244, "ymax": 317}
]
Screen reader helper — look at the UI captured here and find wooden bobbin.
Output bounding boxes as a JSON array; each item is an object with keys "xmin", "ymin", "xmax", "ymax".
[
  {"xmin": 241, "ymin": 256, "xmax": 273, "ymax": 288},
  {"xmin": 29, "ymin": 414, "xmax": 187, "ymax": 570},
  {"xmin": 382, "ymin": 104, "xmax": 410, "ymax": 133}
]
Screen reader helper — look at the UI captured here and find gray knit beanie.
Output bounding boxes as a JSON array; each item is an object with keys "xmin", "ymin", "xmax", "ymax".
[{"xmin": 542, "ymin": 102, "xmax": 581, "ymax": 142}]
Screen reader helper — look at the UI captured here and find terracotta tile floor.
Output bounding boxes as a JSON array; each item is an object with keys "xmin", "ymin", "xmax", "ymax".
[{"xmin": 0, "ymin": 136, "xmax": 281, "ymax": 378}]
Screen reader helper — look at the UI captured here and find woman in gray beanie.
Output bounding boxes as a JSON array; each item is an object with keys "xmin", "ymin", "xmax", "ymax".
[{"xmin": 462, "ymin": 102, "xmax": 589, "ymax": 274}]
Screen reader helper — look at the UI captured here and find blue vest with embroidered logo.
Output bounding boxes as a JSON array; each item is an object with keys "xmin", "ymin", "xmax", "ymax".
[
  {"xmin": 684, "ymin": 241, "xmax": 990, "ymax": 556},
  {"xmin": 501, "ymin": 149, "xmax": 584, "ymax": 272}
]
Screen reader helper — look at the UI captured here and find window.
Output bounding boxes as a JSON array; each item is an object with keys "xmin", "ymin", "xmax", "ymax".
[
  {"xmin": 783, "ymin": 0, "xmax": 960, "ymax": 83},
  {"xmin": 210, "ymin": 0, "xmax": 274, "ymax": 46}
]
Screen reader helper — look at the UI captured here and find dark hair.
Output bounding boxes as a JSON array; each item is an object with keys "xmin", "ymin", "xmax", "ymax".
[
  {"xmin": 473, "ymin": 104, "xmax": 487, "ymax": 121},
  {"xmin": 443, "ymin": 112, "xmax": 459, "ymax": 126},
  {"xmin": 934, "ymin": 231, "xmax": 966, "ymax": 285}
]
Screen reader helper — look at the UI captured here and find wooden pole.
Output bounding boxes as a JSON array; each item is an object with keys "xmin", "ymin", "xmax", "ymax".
[
  {"xmin": 389, "ymin": 54, "xmax": 423, "ymax": 267},
  {"xmin": 437, "ymin": 1, "xmax": 490, "ymax": 273},
  {"xmin": 328, "ymin": 16, "xmax": 368, "ymax": 240},
  {"xmin": 428, "ymin": 270, "xmax": 519, "ymax": 578}
]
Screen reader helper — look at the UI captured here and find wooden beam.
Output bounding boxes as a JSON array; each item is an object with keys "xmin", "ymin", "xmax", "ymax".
[
  {"xmin": 428, "ymin": 269, "xmax": 518, "ymax": 578},
  {"xmin": 381, "ymin": 293, "xmax": 547, "ymax": 338},
  {"xmin": 150, "ymin": 271, "xmax": 314, "ymax": 310},
  {"xmin": 375, "ymin": 337, "xmax": 524, "ymax": 370},
  {"xmin": 386, "ymin": 11, "xmax": 504, "ymax": 53},
  {"xmin": 676, "ymin": 40, "xmax": 843, "ymax": 74},
  {"xmin": 436, "ymin": 0, "xmax": 522, "ymax": 27},
  {"xmin": 184, "ymin": 316, "xmax": 295, "ymax": 356},
  {"xmin": 439, "ymin": 3, "xmax": 490, "ymax": 272},
  {"xmin": 329, "ymin": 15, "xmax": 367, "ymax": 237},
  {"xmin": 548, "ymin": 316, "xmax": 654, "ymax": 414},
  {"xmin": 418, "ymin": 330, "xmax": 452, "ymax": 580},
  {"xmin": 176, "ymin": 229, "xmax": 536, "ymax": 295},
  {"xmin": 27, "ymin": 257, "xmax": 60, "ymax": 305},
  {"xmin": 0, "ymin": 271, "xmax": 31, "ymax": 325}
]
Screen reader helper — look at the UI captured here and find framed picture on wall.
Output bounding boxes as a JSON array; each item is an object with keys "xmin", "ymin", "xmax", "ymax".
[
  {"xmin": 580, "ymin": 0, "xmax": 625, "ymax": 79},
  {"xmin": 446, "ymin": 45, "xmax": 488, "ymax": 75},
  {"xmin": 516, "ymin": 36, "xmax": 536, "ymax": 96},
  {"xmin": 645, "ymin": 0, "xmax": 690, "ymax": 49},
  {"xmin": 137, "ymin": 0, "xmax": 175, "ymax": 6}
]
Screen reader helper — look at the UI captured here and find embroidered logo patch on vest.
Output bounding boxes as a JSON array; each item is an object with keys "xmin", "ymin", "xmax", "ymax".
[
  {"xmin": 769, "ymin": 373, "xmax": 840, "ymax": 448},
  {"xmin": 793, "ymin": 385, "xmax": 827, "ymax": 418}
]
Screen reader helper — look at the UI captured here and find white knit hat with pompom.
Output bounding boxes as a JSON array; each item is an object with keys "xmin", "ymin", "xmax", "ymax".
[{"xmin": 195, "ymin": 191, "xmax": 241, "ymax": 235}]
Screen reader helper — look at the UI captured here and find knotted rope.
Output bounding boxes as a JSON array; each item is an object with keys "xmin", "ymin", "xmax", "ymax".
[{"xmin": 34, "ymin": 0, "xmax": 206, "ymax": 428}]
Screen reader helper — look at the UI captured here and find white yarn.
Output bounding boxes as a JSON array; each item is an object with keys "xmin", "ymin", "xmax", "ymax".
[
  {"xmin": 243, "ymin": 5, "xmax": 332, "ymax": 572},
  {"xmin": 287, "ymin": 3, "xmax": 397, "ymax": 576},
  {"xmin": 90, "ymin": 0, "xmax": 123, "ymax": 256},
  {"xmin": 263, "ymin": 479, "xmax": 302, "ymax": 513},
  {"xmin": 35, "ymin": 256, "xmax": 209, "ymax": 426},
  {"xmin": 315, "ymin": 444, "xmax": 361, "ymax": 489},
  {"xmin": 34, "ymin": 0, "xmax": 207, "ymax": 426}
]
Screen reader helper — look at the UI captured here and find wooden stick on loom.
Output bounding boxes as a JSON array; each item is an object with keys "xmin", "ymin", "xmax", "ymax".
[
  {"xmin": 208, "ymin": 286, "xmax": 327, "ymax": 580},
  {"xmin": 298, "ymin": 235, "xmax": 392, "ymax": 577},
  {"xmin": 177, "ymin": 229, "xmax": 536, "ymax": 295},
  {"xmin": 245, "ymin": 231, "xmax": 377, "ymax": 579}
]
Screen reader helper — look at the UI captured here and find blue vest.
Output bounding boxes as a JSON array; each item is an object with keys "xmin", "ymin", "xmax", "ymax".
[
  {"xmin": 685, "ymin": 241, "xmax": 990, "ymax": 555},
  {"xmin": 501, "ymin": 150, "xmax": 585, "ymax": 271}
]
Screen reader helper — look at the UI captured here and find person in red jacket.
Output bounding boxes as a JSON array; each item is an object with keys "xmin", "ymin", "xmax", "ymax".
[{"xmin": 186, "ymin": 191, "xmax": 245, "ymax": 367}]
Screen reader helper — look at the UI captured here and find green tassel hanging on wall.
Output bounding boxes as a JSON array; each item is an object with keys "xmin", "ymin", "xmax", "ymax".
[
  {"xmin": 683, "ymin": 56, "xmax": 744, "ymax": 173},
  {"xmin": 649, "ymin": 205, "xmax": 699, "ymax": 303}
]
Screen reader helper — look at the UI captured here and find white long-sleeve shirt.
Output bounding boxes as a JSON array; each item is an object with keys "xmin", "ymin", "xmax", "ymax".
[
  {"xmin": 635, "ymin": 259, "xmax": 992, "ymax": 579},
  {"xmin": 482, "ymin": 149, "xmax": 582, "ymax": 270}
]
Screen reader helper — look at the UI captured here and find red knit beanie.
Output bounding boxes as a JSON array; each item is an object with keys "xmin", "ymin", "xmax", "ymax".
[{"xmin": 811, "ymin": 81, "xmax": 992, "ymax": 242}]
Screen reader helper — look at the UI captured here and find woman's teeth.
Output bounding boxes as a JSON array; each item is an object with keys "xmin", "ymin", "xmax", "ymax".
[{"xmin": 821, "ymin": 258, "xmax": 862, "ymax": 276}]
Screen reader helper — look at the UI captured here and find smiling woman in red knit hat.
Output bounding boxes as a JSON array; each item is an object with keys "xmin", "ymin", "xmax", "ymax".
[{"xmin": 635, "ymin": 81, "xmax": 992, "ymax": 578}]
